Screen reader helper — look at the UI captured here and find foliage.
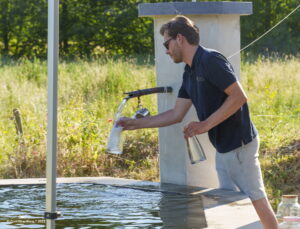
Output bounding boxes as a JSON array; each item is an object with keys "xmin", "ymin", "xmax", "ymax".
[
  {"xmin": 0, "ymin": 0, "xmax": 299, "ymax": 58},
  {"xmin": 261, "ymin": 142, "xmax": 300, "ymax": 210},
  {"xmin": 240, "ymin": 0, "xmax": 300, "ymax": 55},
  {"xmin": 0, "ymin": 0, "xmax": 47, "ymax": 58},
  {"xmin": 0, "ymin": 0, "xmax": 158, "ymax": 58}
]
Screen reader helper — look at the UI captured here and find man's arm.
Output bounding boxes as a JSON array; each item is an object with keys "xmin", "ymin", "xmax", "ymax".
[
  {"xmin": 184, "ymin": 81, "xmax": 247, "ymax": 137},
  {"xmin": 117, "ymin": 98, "xmax": 192, "ymax": 130}
]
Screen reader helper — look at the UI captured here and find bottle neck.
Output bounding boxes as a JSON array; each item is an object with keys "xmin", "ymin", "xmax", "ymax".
[{"xmin": 282, "ymin": 196, "xmax": 298, "ymax": 204}]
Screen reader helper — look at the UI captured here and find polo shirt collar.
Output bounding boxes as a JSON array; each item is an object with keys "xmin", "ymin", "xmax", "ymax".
[{"xmin": 184, "ymin": 45, "xmax": 204, "ymax": 72}]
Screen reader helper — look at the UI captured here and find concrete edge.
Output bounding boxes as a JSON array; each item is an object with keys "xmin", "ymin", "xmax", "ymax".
[
  {"xmin": 0, "ymin": 176, "xmax": 247, "ymax": 201},
  {"xmin": 138, "ymin": 2, "xmax": 253, "ymax": 17}
]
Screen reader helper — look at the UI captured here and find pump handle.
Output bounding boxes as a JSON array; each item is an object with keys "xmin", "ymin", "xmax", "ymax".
[{"xmin": 124, "ymin": 87, "xmax": 172, "ymax": 99}]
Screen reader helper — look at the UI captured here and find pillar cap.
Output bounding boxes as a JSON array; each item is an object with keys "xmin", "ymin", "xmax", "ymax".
[{"xmin": 138, "ymin": 2, "xmax": 252, "ymax": 17}]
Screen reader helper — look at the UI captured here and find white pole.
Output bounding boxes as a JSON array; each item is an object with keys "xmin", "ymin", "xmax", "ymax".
[{"xmin": 46, "ymin": 0, "xmax": 59, "ymax": 228}]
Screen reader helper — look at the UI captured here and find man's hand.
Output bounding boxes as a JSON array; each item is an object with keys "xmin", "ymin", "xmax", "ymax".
[
  {"xmin": 116, "ymin": 117, "xmax": 137, "ymax": 130},
  {"xmin": 183, "ymin": 121, "xmax": 210, "ymax": 139}
]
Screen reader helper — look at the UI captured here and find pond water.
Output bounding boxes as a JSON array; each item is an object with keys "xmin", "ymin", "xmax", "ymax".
[{"xmin": 0, "ymin": 183, "xmax": 207, "ymax": 228}]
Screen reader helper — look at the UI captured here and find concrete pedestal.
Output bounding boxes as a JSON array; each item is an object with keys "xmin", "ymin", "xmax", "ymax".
[{"xmin": 138, "ymin": 2, "xmax": 252, "ymax": 188}]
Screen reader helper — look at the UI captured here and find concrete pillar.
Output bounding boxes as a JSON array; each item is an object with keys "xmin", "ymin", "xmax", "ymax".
[{"xmin": 138, "ymin": 2, "xmax": 252, "ymax": 188}]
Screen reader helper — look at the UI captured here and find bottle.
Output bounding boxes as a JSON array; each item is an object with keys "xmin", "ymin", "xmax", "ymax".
[
  {"xmin": 277, "ymin": 195, "xmax": 300, "ymax": 223},
  {"xmin": 279, "ymin": 216, "xmax": 300, "ymax": 229},
  {"xmin": 290, "ymin": 199, "xmax": 300, "ymax": 217},
  {"xmin": 107, "ymin": 124, "xmax": 124, "ymax": 155},
  {"xmin": 186, "ymin": 136, "xmax": 206, "ymax": 164}
]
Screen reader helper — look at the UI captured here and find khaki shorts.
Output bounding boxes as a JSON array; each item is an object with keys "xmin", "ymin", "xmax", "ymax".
[{"xmin": 216, "ymin": 136, "xmax": 267, "ymax": 201}]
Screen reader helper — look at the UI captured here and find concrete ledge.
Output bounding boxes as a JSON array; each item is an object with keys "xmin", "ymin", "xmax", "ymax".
[
  {"xmin": 0, "ymin": 177, "xmax": 262, "ymax": 228},
  {"xmin": 138, "ymin": 2, "xmax": 253, "ymax": 17}
]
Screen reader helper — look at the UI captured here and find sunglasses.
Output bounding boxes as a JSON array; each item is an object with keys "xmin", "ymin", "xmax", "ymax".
[{"xmin": 163, "ymin": 38, "xmax": 174, "ymax": 50}]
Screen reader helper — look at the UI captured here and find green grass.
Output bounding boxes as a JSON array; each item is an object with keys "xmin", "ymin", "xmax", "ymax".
[
  {"xmin": 0, "ymin": 57, "xmax": 159, "ymax": 180},
  {"xmin": 0, "ymin": 56, "xmax": 299, "ymax": 210},
  {"xmin": 241, "ymin": 56, "xmax": 300, "ymax": 209}
]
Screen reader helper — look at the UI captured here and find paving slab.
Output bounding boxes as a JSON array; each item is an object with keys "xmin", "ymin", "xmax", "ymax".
[{"xmin": 0, "ymin": 177, "xmax": 263, "ymax": 228}]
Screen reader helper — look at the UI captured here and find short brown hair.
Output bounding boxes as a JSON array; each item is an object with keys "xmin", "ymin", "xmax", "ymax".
[{"xmin": 160, "ymin": 15, "xmax": 200, "ymax": 45}]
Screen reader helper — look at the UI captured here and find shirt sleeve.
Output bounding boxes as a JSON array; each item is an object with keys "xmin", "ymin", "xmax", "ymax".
[
  {"xmin": 203, "ymin": 53, "xmax": 237, "ymax": 91},
  {"xmin": 177, "ymin": 83, "xmax": 190, "ymax": 99}
]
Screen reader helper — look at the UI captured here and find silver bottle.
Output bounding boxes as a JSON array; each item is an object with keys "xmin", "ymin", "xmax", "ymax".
[{"xmin": 186, "ymin": 136, "xmax": 207, "ymax": 164}]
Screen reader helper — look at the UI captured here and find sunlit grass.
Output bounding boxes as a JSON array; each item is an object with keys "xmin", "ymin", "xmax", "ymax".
[
  {"xmin": 241, "ymin": 56, "xmax": 300, "ymax": 209},
  {"xmin": 242, "ymin": 57, "xmax": 300, "ymax": 148},
  {"xmin": 0, "ymin": 57, "xmax": 159, "ymax": 180}
]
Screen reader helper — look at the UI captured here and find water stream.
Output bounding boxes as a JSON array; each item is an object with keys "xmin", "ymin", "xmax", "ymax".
[
  {"xmin": 114, "ymin": 98, "xmax": 129, "ymax": 122},
  {"xmin": 107, "ymin": 98, "xmax": 129, "ymax": 154}
]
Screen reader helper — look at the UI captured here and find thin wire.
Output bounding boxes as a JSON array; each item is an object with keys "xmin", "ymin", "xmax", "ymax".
[
  {"xmin": 255, "ymin": 114, "xmax": 300, "ymax": 117},
  {"xmin": 227, "ymin": 4, "xmax": 300, "ymax": 59}
]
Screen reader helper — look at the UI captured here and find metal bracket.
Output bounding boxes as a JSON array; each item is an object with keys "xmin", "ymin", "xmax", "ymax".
[
  {"xmin": 137, "ymin": 96, "xmax": 142, "ymax": 109},
  {"xmin": 44, "ymin": 211, "xmax": 61, "ymax": 220}
]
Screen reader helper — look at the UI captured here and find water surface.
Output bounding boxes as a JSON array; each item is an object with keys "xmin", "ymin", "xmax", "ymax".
[{"xmin": 0, "ymin": 183, "xmax": 207, "ymax": 228}]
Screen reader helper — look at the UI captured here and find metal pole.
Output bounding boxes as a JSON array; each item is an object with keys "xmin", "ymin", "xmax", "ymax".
[{"xmin": 46, "ymin": 0, "xmax": 59, "ymax": 228}]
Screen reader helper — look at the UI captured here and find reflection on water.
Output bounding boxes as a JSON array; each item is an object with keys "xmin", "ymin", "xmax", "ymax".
[
  {"xmin": 160, "ymin": 193, "xmax": 207, "ymax": 228},
  {"xmin": 0, "ymin": 183, "xmax": 207, "ymax": 228}
]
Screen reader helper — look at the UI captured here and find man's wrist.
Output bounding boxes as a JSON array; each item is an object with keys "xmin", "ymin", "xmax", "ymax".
[{"xmin": 202, "ymin": 119, "xmax": 213, "ymax": 131}]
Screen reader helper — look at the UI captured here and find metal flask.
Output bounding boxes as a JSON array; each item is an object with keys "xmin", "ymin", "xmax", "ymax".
[{"xmin": 186, "ymin": 136, "xmax": 207, "ymax": 164}]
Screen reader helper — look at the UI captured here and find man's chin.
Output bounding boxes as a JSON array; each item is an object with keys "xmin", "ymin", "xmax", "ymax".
[
  {"xmin": 173, "ymin": 59, "xmax": 182, "ymax": 64},
  {"xmin": 169, "ymin": 55, "xmax": 182, "ymax": 63}
]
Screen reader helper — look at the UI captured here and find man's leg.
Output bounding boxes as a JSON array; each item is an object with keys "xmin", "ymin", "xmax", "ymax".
[
  {"xmin": 252, "ymin": 198, "xmax": 278, "ymax": 229},
  {"xmin": 215, "ymin": 151, "xmax": 239, "ymax": 191},
  {"xmin": 216, "ymin": 136, "xmax": 278, "ymax": 228}
]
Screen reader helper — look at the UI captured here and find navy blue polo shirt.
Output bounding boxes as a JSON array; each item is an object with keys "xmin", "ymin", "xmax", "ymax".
[{"xmin": 178, "ymin": 46, "xmax": 257, "ymax": 153}]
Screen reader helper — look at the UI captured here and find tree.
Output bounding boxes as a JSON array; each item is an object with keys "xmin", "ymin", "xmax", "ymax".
[
  {"xmin": 0, "ymin": 0, "xmax": 299, "ymax": 58},
  {"xmin": 241, "ymin": 0, "xmax": 300, "ymax": 55}
]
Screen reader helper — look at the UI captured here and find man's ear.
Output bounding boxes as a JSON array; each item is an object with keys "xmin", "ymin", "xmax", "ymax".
[{"xmin": 176, "ymin": 33, "xmax": 185, "ymax": 45}]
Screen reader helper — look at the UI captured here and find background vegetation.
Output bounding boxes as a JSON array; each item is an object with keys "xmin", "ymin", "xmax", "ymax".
[
  {"xmin": 241, "ymin": 57, "xmax": 300, "ymax": 208},
  {"xmin": 0, "ymin": 57, "xmax": 299, "ymax": 209},
  {"xmin": 0, "ymin": 57, "xmax": 159, "ymax": 180},
  {"xmin": 0, "ymin": 0, "xmax": 299, "ymax": 58}
]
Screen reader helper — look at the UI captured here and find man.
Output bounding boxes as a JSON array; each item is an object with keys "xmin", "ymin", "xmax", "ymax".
[{"xmin": 117, "ymin": 15, "xmax": 278, "ymax": 229}]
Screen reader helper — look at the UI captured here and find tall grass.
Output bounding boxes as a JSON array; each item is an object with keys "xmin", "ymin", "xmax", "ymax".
[
  {"xmin": 0, "ymin": 57, "xmax": 159, "ymax": 180},
  {"xmin": 241, "ymin": 56, "xmax": 300, "ymax": 208},
  {"xmin": 0, "ymin": 56, "xmax": 299, "ymax": 209},
  {"xmin": 242, "ymin": 56, "xmax": 300, "ymax": 150}
]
